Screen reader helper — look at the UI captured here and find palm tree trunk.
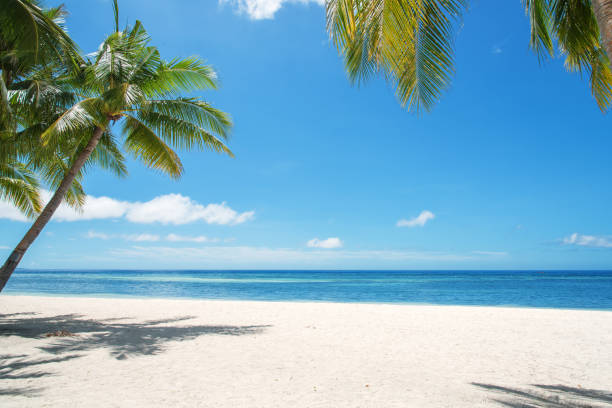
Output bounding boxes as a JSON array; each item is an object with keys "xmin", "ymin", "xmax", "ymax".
[
  {"xmin": 0, "ymin": 126, "xmax": 106, "ymax": 293},
  {"xmin": 592, "ymin": 0, "xmax": 612, "ymax": 66}
]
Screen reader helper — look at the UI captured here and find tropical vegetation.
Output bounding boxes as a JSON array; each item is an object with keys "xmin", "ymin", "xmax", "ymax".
[
  {"xmin": 326, "ymin": 0, "xmax": 612, "ymax": 112},
  {"xmin": 2, "ymin": 0, "xmax": 610, "ymax": 291},
  {"xmin": 1, "ymin": 1, "xmax": 80, "ymax": 216},
  {"xmin": 0, "ymin": 0, "xmax": 233, "ymax": 291}
]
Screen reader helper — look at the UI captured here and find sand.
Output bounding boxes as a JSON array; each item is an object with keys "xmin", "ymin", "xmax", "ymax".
[{"xmin": 0, "ymin": 295, "xmax": 611, "ymax": 407}]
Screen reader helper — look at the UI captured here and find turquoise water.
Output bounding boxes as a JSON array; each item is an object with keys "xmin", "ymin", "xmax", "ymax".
[{"xmin": 4, "ymin": 269, "xmax": 612, "ymax": 309}]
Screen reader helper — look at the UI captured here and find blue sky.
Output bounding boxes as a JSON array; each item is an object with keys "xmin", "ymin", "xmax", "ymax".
[{"xmin": 1, "ymin": 0, "xmax": 612, "ymax": 269}]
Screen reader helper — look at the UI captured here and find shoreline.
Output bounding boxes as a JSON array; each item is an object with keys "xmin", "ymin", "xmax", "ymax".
[
  {"xmin": 1, "ymin": 295, "xmax": 611, "ymax": 407},
  {"xmin": 13, "ymin": 268, "xmax": 612, "ymax": 271},
  {"xmin": 3, "ymin": 292, "xmax": 612, "ymax": 312}
]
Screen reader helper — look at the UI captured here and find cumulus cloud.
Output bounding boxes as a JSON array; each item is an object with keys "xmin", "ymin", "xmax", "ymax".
[
  {"xmin": 0, "ymin": 191, "xmax": 130, "ymax": 222},
  {"xmin": 397, "ymin": 210, "xmax": 435, "ymax": 228},
  {"xmin": 124, "ymin": 194, "xmax": 254, "ymax": 225},
  {"xmin": 307, "ymin": 237, "xmax": 343, "ymax": 249},
  {"xmin": 1, "ymin": 192, "xmax": 254, "ymax": 226},
  {"xmin": 220, "ymin": 0, "xmax": 324, "ymax": 20},
  {"xmin": 562, "ymin": 233, "xmax": 612, "ymax": 248}
]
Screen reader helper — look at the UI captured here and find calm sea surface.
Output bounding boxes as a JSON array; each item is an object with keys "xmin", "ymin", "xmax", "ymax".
[{"xmin": 4, "ymin": 270, "xmax": 612, "ymax": 309}]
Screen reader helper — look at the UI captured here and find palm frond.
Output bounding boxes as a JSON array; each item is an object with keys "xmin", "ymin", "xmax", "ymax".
[
  {"xmin": 37, "ymin": 154, "xmax": 86, "ymax": 208},
  {"xmin": 588, "ymin": 47, "xmax": 612, "ymax": 110},
  {"xmin": 40, "ymin": 98, "xmax": 105, "ymax": 147},
  {"xmin": 523, "ymin": 0, "xmax": 554, "ymax": 59},
  {"xmin": 122, "ymin": 114, "xmax": 183, "ymax": 178},
  {"xmin": 140, "ymin": 98, "xmax": 232, "ymax": 138},
  {"xmin": 523, "ymin": 0, "xmax": 612, "ymax": 111},
  {"xmin": 327, "ymin": 0, "xmax": 466, "ymax": 112},
  {"xmin": 142, "ymin": 57, "xmax": 219, "ymax": 98},
  {"xmin": 0, "ymin": 158, "xmax": 42, "ymax": 218},
  {"xmin": 0, "ymin": 0, "xmax": 80, "ymax": 74},
  {"xmin": 112, "ymin": 0, "xmax": 120, "ymax": 33},
  {"xmin": 85, "ymin": 129, "xmax": 128, "ymax": 177}
]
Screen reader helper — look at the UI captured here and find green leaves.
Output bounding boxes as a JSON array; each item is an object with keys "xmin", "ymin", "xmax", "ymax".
[
  {"xmin": 0, "ymin": 158, "xmax": 41, "ymax": 218},
  {"xmin": 113, "ymin": 0, "xmax": 120, "ymax": 33},
  {"xmin": 0, "ymin": 0, "xmax": 80, "ymax": 79},
  {"xmin": 76, "ymin": 20, "xmax": 233, "ymax": 177},
  {"xmin": 0, "ymin": 0, "xmax": 83, "ymax": 217},
  {"xmin": 0, "ymin": 1, "xmax": 232, "ymax": 221},
  {"xmin": 523, "ymin": 0, "xmax": 612, "ymax": 111},
  {"xmin": 329, "ymin": 0, "xmax": 612, "ymax": 112},
  {"xmin": 123, "ymin": 115, "xmax": 183, "ymax": 178},
  {"xmin": 524, "ymin": 0, "xmax": 554, "ymax": 59},
  {"xmin": 40, "ymin": 98, "xmax": 105, "ymax": 148},
  {"xmin": 139, "ymin": 98, "xmax": 232, "ymax": 148},
  {"xmin": 327, "ymin": 0, "xmax": 466, "ymax": 112},
  {"xmin": 588, "ymin": 48, "xmax": 612, "ymax": 109}
]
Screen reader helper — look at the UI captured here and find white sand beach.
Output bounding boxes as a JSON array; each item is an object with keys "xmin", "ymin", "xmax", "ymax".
[{"xmin": 1, "ymin": 295, "xmax": 611, "ymax": 407}]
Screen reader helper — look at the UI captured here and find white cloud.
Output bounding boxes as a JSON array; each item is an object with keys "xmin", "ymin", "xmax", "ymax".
[
  {"xmin": 51, "ymin": 193, "xmax": 129, "ymax": 222},
  {"xmin": 307, "ymin": 237, "xmax": 343, "ymax": 249},
  {"xmin": 397, "ymin": 210, "xmax": 435, "ymax": 228},
  {"xmin": 166, "ymin": 233, "xmax": 216, "ymax": 243},
  {"xmin": 86, "ymin": 231, "xmax": 220, "ymax": 243},
  {"xmin": 124, "ymin": 234, "xmax": 160, "ymax": 242},
  {"xmin": 86, "ymin": 231, "xmax": 221, "ymax": 243},
  {"xmin": 1, "ymin": 192, "xmax": 254, "ymax": 226},
  {"xmin": 492, "ymin": 46, "xmax": 502, "ymax": 54},
  {"xmin": 87, "ymin": 231, "xmax": 110, "ymax": 240},
  {"xmin": 0, "ymin": 200, "xmax": 30, "ymax": 222},
  {"xmin": 562, "ymin": 233, "xmax": 612, "ymax": 248},
  {"xmin": 124, "ymin": 194, "xmax": 254, "ymax": 225},
  {"xmin": 0, "ymin": 246, "xmax": 9, "ymax": 250},
  {"xmin": 220, "ymin": 0, "xmax": 324, "ymax": 20}
]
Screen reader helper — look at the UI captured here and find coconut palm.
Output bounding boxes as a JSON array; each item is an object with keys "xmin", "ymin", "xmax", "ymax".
[
  {"xmin": 0, "ymin": 4, "xmax": 233, "ymax": 291},
  {"xmin": 326, "ymin": 0, "xmax": 612, "ymax": 112},
  {"xmin": 0, "ymin": 157, "xmax": 40, "ymax": 217},
  {"xmin": 592, "ymin": 0, "xmax": 612, "ymax": 69},
  {"xmin": 2, "ymin": 63, "xmax": 128, "ymax": 216},
  {"xmin": 0, "ymin": 0, "xmax": 78, "ymax": 88},
  {"xmin": 1, "ymin": 59, "xmax": 125, "ymax": 217},
  {"xmin": 1, "ymin": 0, "xmax": 82, "ymax": 215}
]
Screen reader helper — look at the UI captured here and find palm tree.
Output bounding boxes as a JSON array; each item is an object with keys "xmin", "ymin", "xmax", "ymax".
[
  {"xmin": 0, "ymin": 0, "xmax": 78, "ymax": 89},
  {"xmin": 0, "ymin": 2, "xmax": 233, "ymax": 292},
  {"xmin": 1, "ymin": 0, "xmax": 82, "ymax": 216},
  {"xmin": 0, "ymin": 157, "xmax": 41, "ymax": 217},
  {"xmin": 592, "ymin": 0, "xmax": 612, "ymax": 68},
  {"xmin": 326, "ymin": 0, "xmax": 612, "ymax": 112},
  {"xmin": 2, "ymin": 60, "xmax": 128, "ymax": 215}
]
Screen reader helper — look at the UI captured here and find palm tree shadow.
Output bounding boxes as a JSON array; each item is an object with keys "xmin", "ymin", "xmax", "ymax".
[
  {"xmin": 472, "ymin": 382, "xmax": 612, "ymax": 408},
  {"xmin": 0, "ymin": 312, "xmax": 270, "ymax": 360},
  {"xmin": 0, "ymin": 312, "xmax": 270, "ymax": 396},
  {"xmin": 0, "ymin": 353, "xmax": 81, "ymax": 397}
]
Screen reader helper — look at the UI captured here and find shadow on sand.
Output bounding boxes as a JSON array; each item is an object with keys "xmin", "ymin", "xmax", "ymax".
[
  {"xmin": 0, "ymin": 353, "xmax": 81, "ymax": 397},
  {"xmin": 0, "ymin": 311, "xmax": 270, "ymax": 397},
  {"xmin": 473, "ymin": 382, "xmax": 612, "ymax": 408}
]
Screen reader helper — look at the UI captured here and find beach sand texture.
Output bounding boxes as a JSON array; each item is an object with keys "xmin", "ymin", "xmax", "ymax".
[{"xmin": 1, "ymin": 295, "xmax": 611, "ymax": 407}]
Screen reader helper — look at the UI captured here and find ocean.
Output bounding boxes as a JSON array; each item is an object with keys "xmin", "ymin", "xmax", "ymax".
[{"xmin": 4, "ymin": 269, "xmax": 612, "ymax": 310}]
